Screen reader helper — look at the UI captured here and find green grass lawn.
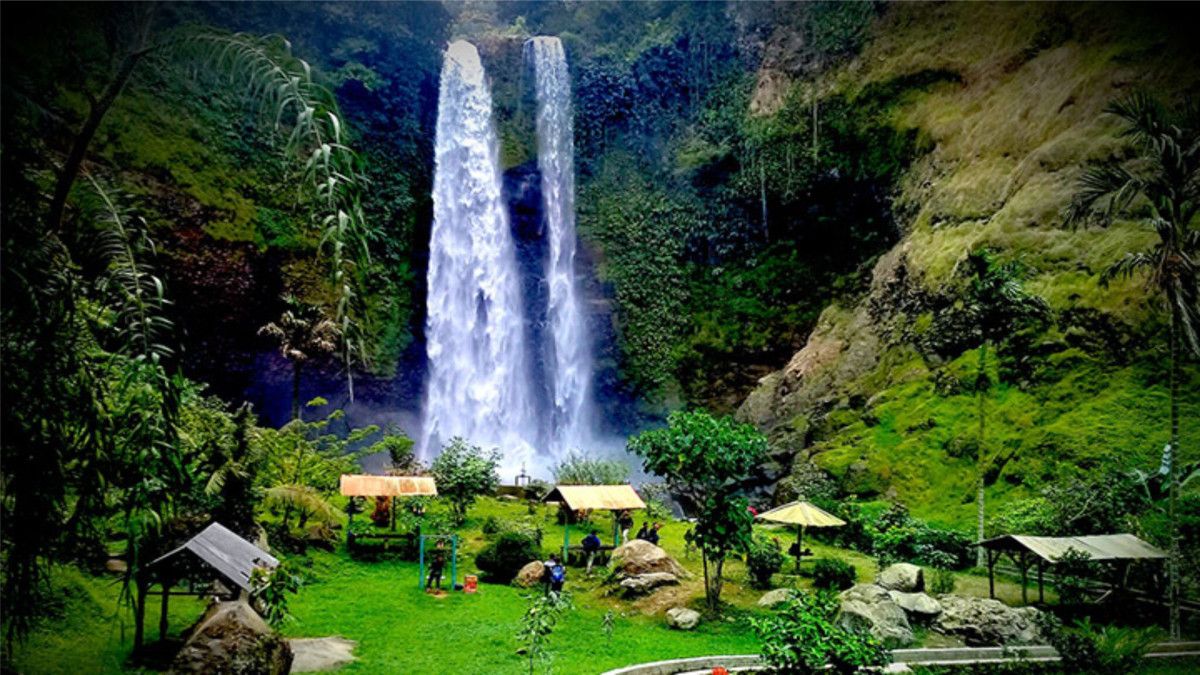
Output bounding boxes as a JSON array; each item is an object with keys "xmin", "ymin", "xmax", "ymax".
[{"xmin": 0, "ymin": 498, "xmax": 1106, "ymax": 674}]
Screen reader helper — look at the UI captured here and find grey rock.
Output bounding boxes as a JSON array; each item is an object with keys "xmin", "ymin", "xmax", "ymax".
[
  {"xmin": 839, "ymin": 584, "xmax": 914, "ymax": 647},
  {"xmin": 514, "ymin": 561, "xmax": 545, "ymax": 588},
  {"xmin": 934, "ymin": 595, "xmax": 1045, "ymax": 646},
  {"xmin": 666, "ymin": 607, "xmax": 701, "ymax": 630},
  {"xmin": 757, "ymin": 588, "xmax": 798, "ymax": 608},
  {"xmin": 888, "ymin": 591, "xmax": 942, "ymax": 618},
  {"xmin": 878, "ymin": 563, "xmax": 925, "ymax": 592},
  {"xmin": 169, "ymin": 601, "xmax": 292, "ymax": 675},
  {"xmin": 611, "ymin": 540, "xmax": 687, "ymax": 579},
  {"xmin": 619, "ymin": 572, "xmax": 679, "ymax": 596}
]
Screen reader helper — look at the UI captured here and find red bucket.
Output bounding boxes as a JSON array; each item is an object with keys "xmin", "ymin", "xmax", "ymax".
[{"xmin": 464, "ymin": 574, "xmax": 478, "ymax": 593}]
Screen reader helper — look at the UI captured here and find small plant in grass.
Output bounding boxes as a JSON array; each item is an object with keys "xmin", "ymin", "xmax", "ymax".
[
  {"xmin": 482, "ymin": 515, "xmax": 502, "ymax": 536},
  {"xmin": 476, "ymin": 532, "xmax": 542, "ymax": 583},
  {"xmin": 811, "ymin": 558, "xmax": 856, "ymax": 591},
  {"xmin": 517, "ymin": 592, "xmax": 572, "ymax": 675},
  {"xmin": 602, "ymin": 609, "xmax": 615, "ymax": 645},
  {"xmin": 927, "ymin": 550, "xmax": 956, "ymax": 595},
  {"xmin": 746, "ymin": 535, "xmax": 786, "ymax": 589},
  {"xmin": 751, "ymin": 591, "xmax": 891, "ymax": 674},
  {"xmin": 249, "ymin": 559, "xmax": 303, "ymax": 628}
]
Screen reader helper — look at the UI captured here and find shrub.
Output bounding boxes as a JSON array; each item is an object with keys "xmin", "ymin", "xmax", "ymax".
[
  {"xmin": 751, "ymin": 591, "xmax": 891, "ymax": 674},
  {"xmin": 482, "ymin": 515, "xmax": 502, "ymax": 536},
  {"xmin": 1053, "ymin": 548, "xmax": 1098, "ymax": 606},
  {"xmin": 1044, "ymin": 617, "xmax": 1157, "ymax": 674},
  {"xmin": 746, "ymin": 535, "xmax": 786, "ymax": 588},
  {"xmin": 812, "ymin": 558, "xmax": 857, "ymax": 591},
  {"xmin": 475, "ymin": 532, "xmax": 541, "ymax": 583},
  {"xmin": 929, "ymin": 567, "xmax": 956, "ymax": 595}
]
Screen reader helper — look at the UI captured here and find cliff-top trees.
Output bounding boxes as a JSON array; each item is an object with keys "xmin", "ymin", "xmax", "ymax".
[
  {"xmin": 628, "ymin": 409, "xmax": 768, "ymax": 610},
  {"xmin": 1067, "ymin": 93, "xmax": 1198, "ymax": 639}
]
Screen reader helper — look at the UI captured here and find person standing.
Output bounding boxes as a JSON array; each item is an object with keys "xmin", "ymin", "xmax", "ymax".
[
  {"xmin": 581, "ymin": 529, "xmax": 602, "ymax": 576},
  {"xmin": 618, "ymin": 510, "xmax": 634, "ymax": 544},
  {"xmin": 645, "ymin": 522, "xmax": 661, "ymax": 546},
  {"xmin": 544, "ymin": 554, "xmax": 566, "ymax": 595},
  {"xmin": 426, "ymin": 539, "xmax": 446, "ymax": 592}
]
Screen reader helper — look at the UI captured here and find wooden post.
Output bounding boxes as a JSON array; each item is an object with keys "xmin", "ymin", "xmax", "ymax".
[
  {"xmin": 987, "ymin": 549, "xmax": 996, "ymax": 599},
  {"xmin": 795, "ymin": 527, "xmax": 805, "ymax": 573},
  {"xmin": 1038, "ymin": 560, "xmax": 1045, "ymax": 604},
  {"xmin": 159, "ymin": 579, "xmax": 172, "ymax": 641},
  {"xmin": 1020, "ymin": 552, "xmax": 1029, "ymax": 605},
  {"xmin": 390, "ymin": 496, "xmax": 396, "ymax": 531},
  {"xmin": 133, "ymin": 579, "xmax": 148, "ymax": 652}
]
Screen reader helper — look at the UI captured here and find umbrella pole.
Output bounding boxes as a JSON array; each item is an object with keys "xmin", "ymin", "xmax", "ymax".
[{"xmin": 796, "ymin": 527, "xmax": 804, "ymax": 573}]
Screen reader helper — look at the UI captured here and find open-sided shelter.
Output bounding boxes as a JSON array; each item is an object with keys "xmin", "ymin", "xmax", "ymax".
[
  {"xmin": 543, "ymin": 484, "xmax": 646, "ymax": 560},
  {"xmin": 340, "ymin": 474, "xmax": 437, "ymax": 533},
  {"xmin": 143, "ymin": 523, "xmax": 277, "ymax": 648},
  {"xmin": 977, "ymin": 533, "xmax": 1168, "ymax": 604}
]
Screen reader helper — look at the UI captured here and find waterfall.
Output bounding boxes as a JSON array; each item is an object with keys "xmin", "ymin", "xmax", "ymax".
[
  {"xmin": 527, "ymin": 36, "xmax": 595, "ymax": 454},
  {"xmin": 419, "ymin": 41, "xmax": 538, "ymax": 472}
]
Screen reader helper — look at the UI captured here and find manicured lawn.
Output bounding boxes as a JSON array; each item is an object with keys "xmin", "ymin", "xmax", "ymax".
[{"xmin": 1, "ymin": 498, "xmax": 1089, "ymax": 674}]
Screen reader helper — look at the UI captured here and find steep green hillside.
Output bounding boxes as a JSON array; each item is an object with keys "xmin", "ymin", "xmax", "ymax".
[{"xmin": 737, "ymin": 2, "xmax": 1200, "ymax": 528}]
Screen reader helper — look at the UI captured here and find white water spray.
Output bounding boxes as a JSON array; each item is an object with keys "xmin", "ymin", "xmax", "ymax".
[
  {"xmin": 527, "ymin": 36, "xmax": 596, "ymax": 454},
  {"xmin": 419, "ymin": 41, "xmax": 538, "ymax": 472}
]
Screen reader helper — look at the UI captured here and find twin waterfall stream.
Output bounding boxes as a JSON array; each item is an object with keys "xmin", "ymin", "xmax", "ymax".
[{"xmin": 419, "ymin": 38, "xmax": 595, "ymax": 476}]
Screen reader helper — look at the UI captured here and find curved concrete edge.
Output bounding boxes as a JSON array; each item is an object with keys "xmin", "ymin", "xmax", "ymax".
[{"xmin": 600, "ymin": 642, "xmax": 1200, "ymax": 675}]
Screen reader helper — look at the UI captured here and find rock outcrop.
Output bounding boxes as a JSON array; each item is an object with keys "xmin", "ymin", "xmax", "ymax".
[
  {"xmin": 610, "ymin": 540, "xmax": 687, "ymax": 579},
  {"xmin": 514, "ymin": 561, "xmax": 545, "ymax": 588},
  {"xmin": 619, "ymin": 572, "xmax": 680, "ymax": 597},
  {"xmin": 169, "ymin": 601, "xmax": 292, "ymax": 675},
  {"xmin": 838, "ymin": 584, "xmax": 914, "ymax": 647},
  {"xmin": 877, "ymin": 563, "xmax": 925, "ymax": 593},
  {"xmin": 934, "ymin": 595, "xmax": 1044, "ymax": 646},
  {"xmin": 757, "ymin": 588, "xmax": 799, "ymax": 608},
  {"xmin": 888, "ymin": 590, "xmax": 942, "ymax": 620},
  {"xmin": 666, "ymin": 607, "xmax": 702, "ymax": 630}
]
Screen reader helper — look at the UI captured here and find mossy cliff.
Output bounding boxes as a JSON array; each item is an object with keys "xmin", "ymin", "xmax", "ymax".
[{"xmin": 737, "ymin": 2, "xmax": 1200, "ymax": 528}]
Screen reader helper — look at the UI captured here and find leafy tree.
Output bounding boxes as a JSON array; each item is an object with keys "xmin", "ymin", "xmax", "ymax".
[
  {"xmin": 430, "ymin": 438, "xmax": 500, "ymax": 524},
  {"xmin": 551, "ymin": 452, "xmax": 630, "ymax": 485},
  {"xmin": 628, "ymin": 410, "xmax": 768, "ymax": 610},
  {"xmin": 962, "ymin": 249, "xmax": 1047, "ymax": 566},
  {"xmin": 1066, "ymin": 93, "xmax": 1199, "ymax": 637},
  {"xmin": 745, "ymin": 534, "xmax": 786, "ymax": 589},
  {"xmin": 368, "ymin": 428, "xmax": 418, "ymax": 473},
  {"xmin": 258, "ymin": 295, "xmax": 339, "ymax": 420},
  {"xmin": 751, "ymin": 591, "xmax": 890, "ymax": 674},
  {"xmin": 249, "ymin": 559, "xmax": 304, "ymax": 628}
]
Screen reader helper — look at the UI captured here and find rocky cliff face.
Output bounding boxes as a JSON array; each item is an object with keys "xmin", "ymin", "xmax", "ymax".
[{"xmin": 738, "ymin": 2, "xmax": 1200, "ymax": 525}]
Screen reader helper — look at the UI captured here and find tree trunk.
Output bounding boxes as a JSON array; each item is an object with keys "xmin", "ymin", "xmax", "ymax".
[
  {"xmin": 701, "ymin": 553, "xmax": 711, "ymax": 610},
  {"xmin": 1168, "ymin": 308, "xmax": 1181, "ymax": 639},
  {"xmin": 976, "ymin": 342, "xmax": 988, "ymax": 568},
  {"xmin": 48, "ymin": 13, "xmax": 153, "ymax": 235}
]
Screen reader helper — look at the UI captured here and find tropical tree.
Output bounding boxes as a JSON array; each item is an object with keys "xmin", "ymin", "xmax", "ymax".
[
  {"xmin": 628, "ymin": 410, "xmax": 768, "ymax": 610},
  {"xmin": 1066, "ymin": 93, "xmax": 1199, "ymax": 638},
  {"xmin": 259, "ymin": 296, "xmax": 339, "ymax": 420},
  {"xmin": 430, "ymin": 438, "xmax": 501, "ymax": 525},
  {"xmin": 961, "ymin": 249, "xmax": 1048, "ymax": 566}
]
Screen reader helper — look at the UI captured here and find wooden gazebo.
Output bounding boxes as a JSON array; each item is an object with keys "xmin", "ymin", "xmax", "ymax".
[
  {"xmin": 340, "ymin": 474, "xmax": 437, "ymax": 534},
  {"xmin": 543, "ymin": 484, "xmax": 646, "ymax": 561},
  {"xmin": 976, "ymin": 533, "xmax": 1167, "ymax": 604},
  {"xmin": 142, "ymin": 523, "xmax": 277, "ymax": 649}
]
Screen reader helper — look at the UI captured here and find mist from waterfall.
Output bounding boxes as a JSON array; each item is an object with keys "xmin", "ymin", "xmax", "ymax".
[
  {"xmin": 527, "ymin": 36, "xmax": 596, "ymax": 455},
  {"xmin": 419, "ymin": 40, "xmax": 538, "ymax": 473}
]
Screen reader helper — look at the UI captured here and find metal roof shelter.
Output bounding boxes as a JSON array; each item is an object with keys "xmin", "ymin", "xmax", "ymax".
[
  {"xmin": 339, "ymin": 474, "xmax": 437, "ymax": 497},
  {"xmin": 543, "ymin": 485, "xmax": 647, "ymax": 560},
  {"xmin": 976, "ymin": 533, "xmax": 1167, "ymax": 605},
  {"xmin": 141, "ymin": 523, "xmax": 277, "ymax": 649}
]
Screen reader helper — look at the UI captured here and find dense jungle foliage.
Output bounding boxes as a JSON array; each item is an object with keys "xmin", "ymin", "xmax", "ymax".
[{"xmin": 2, "ymin": 0, "xmax": 1198, "ymax": 655}]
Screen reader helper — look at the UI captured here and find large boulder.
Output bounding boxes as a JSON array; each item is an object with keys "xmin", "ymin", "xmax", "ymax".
[
  {"xmin": 666, "ymin": 607, "xmax": 702, "ymax": 630},
  {"xmin": 514, "ymin": 561, "xmax": 545, "ymax": 588},
  {"xmin": 838, "ymin": 584, "xmax": 914, "ymax": 647},
  {"xmin": 610, "ymin": 540, "xmax": 687, "ymax": 579},
  {"xmin": 877, "ymin": 563, "xmax": 924, "ymax": 592},
  {"xmin": 934, "ymin": 595, "xmax": 1045, "ymax": 646},
  {"xmin": 169, "ymin": 601, "xmax": 292, "ymax": 675},
  {"xmin": 757, "ymin": 588, "xmax": 799, "ymax": 608},
  {"xmin": 619, "ymin": 572, "xmax": 679, "ymax": 597},
  {"xmin": 888, "ymin": 591, "xmax": 942, "ymax": 620}
]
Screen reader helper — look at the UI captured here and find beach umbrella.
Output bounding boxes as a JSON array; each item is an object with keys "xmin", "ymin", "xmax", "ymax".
[{"xmin": 756, "ymin": 501, "xmax": 847, "ymax": 571}]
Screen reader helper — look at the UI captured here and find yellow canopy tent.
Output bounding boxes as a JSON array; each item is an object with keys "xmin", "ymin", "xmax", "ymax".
[{"xmin": 756, "ymin": 501, "xmax": 846, "ymax": 571}]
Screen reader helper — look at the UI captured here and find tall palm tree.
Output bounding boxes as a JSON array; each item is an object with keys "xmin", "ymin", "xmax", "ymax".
[
  {"xmin": 1066, "ymin": 93, "xmax": 1198, "ymax": 639},
  {"xmin": 962, "ymin": 249, "xmax": 1048, "ymax": 567},
  {"xmin": 259, "ymin": 296, "xmax": 339, "ymax": 420}
]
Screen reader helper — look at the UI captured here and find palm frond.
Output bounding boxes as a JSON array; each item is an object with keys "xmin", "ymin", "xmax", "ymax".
[
  {"xmin": 1101, "ymin": 251, "xmax": 1156, "ymax": 286},
  {"xmin": 1106, "ymin": 92, "xmax": 1169, "ymax": 146},
  {"xmin": 1065, "ymin": 163, "xmax": 1145, "ymax": 227},
  {"xmin": 264, "ymin": 484, "xmax": 338, "ymax": 524}
]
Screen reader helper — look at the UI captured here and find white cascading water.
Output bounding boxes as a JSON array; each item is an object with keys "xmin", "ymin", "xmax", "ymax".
[
  {"xmin": 419, "ymin": 40, "xmax": 538, "ymax": 473},
  {"xmin": 527, "ymin": 36, "xmax": 595, "ymax": 454}
]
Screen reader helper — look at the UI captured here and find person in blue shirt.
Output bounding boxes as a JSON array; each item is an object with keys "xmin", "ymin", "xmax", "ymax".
[{"xmin": 581, "ymin": 530, "xmax": 603, "ymax": 576}]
